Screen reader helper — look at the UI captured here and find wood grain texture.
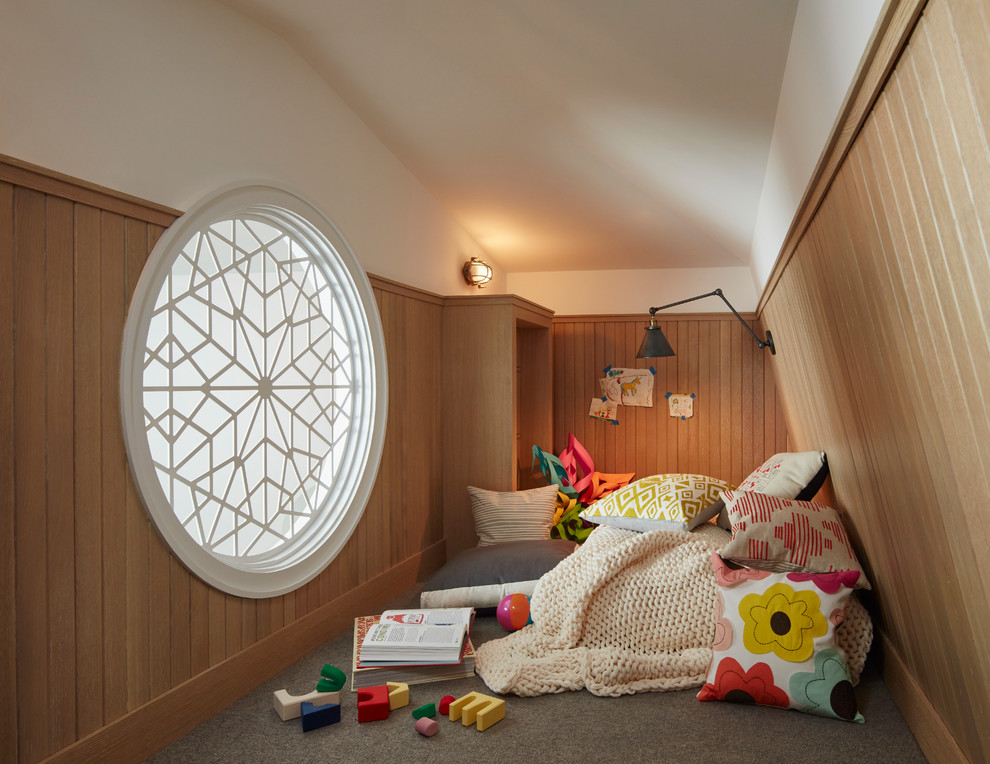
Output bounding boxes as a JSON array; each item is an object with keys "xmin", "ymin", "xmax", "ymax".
[
  {"xmin": 758, "ymin": 0, "xmax": 928, "ymax": 312},
  {"xmin": 46, "ymin": 194, "xmax": 76, "ymax": 752},
  {"xmin": 49, "ymin": 541, "xmax": 444, "ymax": 764},
  {"xmin": 551, "ymin": 314, "xmax": 788, "ymax": 486},
  {"xmin": 1, "ymin": 160, "xmax": 448, "ymax": 761},
  {"xmin": 760, "ymin": 1, "xmax": 990, "ymax": 760},
  {"xmin": 0, "ymin": 181, "xmax": 18, "ymax": 764},
  {"xmin": 13, "ymin": 187, "xmax": 49, "ymax": 763},
  {"xmin": 441, "ymin": 296, "xmax": 553, "ymax": 556},
  {"xmin": 73, "ymin": 202, "xmax": 105, "ymax": 738}
]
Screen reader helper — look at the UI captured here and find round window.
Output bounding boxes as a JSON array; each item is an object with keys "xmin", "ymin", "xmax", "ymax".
[{"xmin": 121, "ymin": 185, "xmax": 387, "ymax": 597}]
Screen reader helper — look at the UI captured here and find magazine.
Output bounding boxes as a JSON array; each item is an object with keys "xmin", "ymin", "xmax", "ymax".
[
  {"xmin": 359, "ymin": 608, "xmax": 473, "ymax": 664},
  {"xmin": 350, "ymin": 614, "xmax": 475, "ymax": 690},
  {"xmin": 379, "ymin": 607, "xmax": 474, "ymax": 627}
]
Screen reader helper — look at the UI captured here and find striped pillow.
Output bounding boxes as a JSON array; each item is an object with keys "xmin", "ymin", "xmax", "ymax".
[
  {"xmin": 719, "ymin": 491, "xmax": 870, "ymax": 589},
  {"xmin": 468, "ymin": 485, "xmax": 558, "ymax": 546}
]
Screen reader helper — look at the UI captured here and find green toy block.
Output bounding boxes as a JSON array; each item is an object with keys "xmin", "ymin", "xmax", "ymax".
[
  {"xmin": 316, "ymin": 664, "xmax": 346, "ymax": 693},
  {"xmin": 412, "ymin": 703, "xmax": 436, "ymax": 719}
]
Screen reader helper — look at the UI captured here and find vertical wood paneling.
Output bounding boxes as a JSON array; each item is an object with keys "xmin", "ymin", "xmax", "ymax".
[
  {"xmin": 123, "ymin": 219, "xmax": 150, "ymax": 712},
  {"xmin": 14, "ymin": 187, "xmax": 49, "ymax": 761},
  {"xmin": 189, "ymin": 578, "xmax": 210, "ymax": 677},
  {"xmin": 760, "ymin": 2, "xmax": 990, "ymax": 760},
  {"xmin": 552, "ymin": 314, "xmax": 788, "ymax": 486},
  {"xmin": 0, "ymin": 182, "xmax": 17, "ymax": 764},
  {"xmin": 1, "ymin": 159, "xmax": 450, "ymax": 761},
  {"xmin": 74, "ymin": 203, "xmax": 104, "ymax": 738},
  {"xmin": 46, "ymin": 195, "xmax": 76, "ymax": 752},
  {"xmin": 169, "ymin": 559, "xmax": 191, "ymax": 686},
  {"xmin": 442, "ymin": 297, "xmax": 552, "ymax": 554},
  {"xmin": 100, "ymin": 211, "xmax": 128, "ymax": 727}
]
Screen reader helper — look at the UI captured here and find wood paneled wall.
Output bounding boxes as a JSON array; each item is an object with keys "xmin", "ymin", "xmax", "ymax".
[
  {"xmin": 441, "ymin": 296, "xmax": 554, "ymax": 555},
  {"xmin": 759, "ymin": 1, "xmax": 989, "ymax": 761},
  {"xmin": 0, "ymin": 158, "xmax": 446, "ymax": 762},
  {"xmin": 551, "ymin": 314, "xmax": 790, "ymax": 485}
]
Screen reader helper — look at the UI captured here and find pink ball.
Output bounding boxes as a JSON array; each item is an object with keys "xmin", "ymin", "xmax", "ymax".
[{"xmin": 497, "ymin": 593, "xmax": 532, "ymax": 631}]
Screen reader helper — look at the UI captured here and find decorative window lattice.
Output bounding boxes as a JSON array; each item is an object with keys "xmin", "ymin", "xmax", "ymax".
[
  {"xmin": 145, "ymin": 217, "xmax": 353, "ymax": 557},
  {"xmin": 121, "ymin": 186, "xmax": 386, "ymax": 597}
]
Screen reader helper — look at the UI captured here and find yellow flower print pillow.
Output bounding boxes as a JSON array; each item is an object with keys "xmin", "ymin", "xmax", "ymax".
[
  {"xmin": 580, "ymin": 474, "xmax": 733, "ymax": 532},
  {"xmin": 698, "ymin": 553, "xmax": 865, "ymax": 722}
]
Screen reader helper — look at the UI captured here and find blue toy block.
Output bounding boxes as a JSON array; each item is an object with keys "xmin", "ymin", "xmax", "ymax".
[{"xmin": 300, "ymin": 700, "xmax": 341, "ymax": 732}]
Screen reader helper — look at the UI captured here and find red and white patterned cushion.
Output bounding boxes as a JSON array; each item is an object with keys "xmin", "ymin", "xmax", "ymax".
[{"xmin": 719, "ymin": 491, "xmax": 870, "ymax": 589}]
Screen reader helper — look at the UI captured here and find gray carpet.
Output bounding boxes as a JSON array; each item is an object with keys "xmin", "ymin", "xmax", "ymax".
[{"xmin": 149, "ymin": 588, "xmax": 928, "ymax": 763}]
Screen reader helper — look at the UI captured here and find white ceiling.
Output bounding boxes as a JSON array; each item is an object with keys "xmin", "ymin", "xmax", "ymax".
[{"xmin": 220, "ymin": 0, "xmax": 799, "ymax": 273}]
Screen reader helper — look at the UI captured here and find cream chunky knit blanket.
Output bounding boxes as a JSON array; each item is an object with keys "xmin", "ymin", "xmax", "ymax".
[{"xmin": 475, "ymin": 525, "xmax": 872, "ymax": 697}]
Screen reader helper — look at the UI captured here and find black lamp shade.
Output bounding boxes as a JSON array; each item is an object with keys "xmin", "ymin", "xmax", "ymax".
[{"xmin": 637, "ymin": 325, "xmax": 675, "ymax": 358}]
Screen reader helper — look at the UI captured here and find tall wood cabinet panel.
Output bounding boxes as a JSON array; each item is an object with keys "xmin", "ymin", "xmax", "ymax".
[{"xmin": 442, "ymin": 295, "xmax": 553, "ymax": 557}]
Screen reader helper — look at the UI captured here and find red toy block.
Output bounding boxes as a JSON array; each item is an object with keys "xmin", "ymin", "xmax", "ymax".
[
  {"xmin": 438, "ymin": 695, "xmax": 455, "ymax": 715},
  {"xmin": 357, "ymin": 685, "xmax": 390, "ymax": 722}
]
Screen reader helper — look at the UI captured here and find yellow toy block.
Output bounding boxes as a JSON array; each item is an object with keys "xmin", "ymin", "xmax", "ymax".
[
  {"xmin": 387, "ymin": 681, "xmax": 410, "ymax": 710},
  {"xmin": 448, "ymin": 691, "xmax": 505, "ymax": 731},
  {"xmin": 273, "ymin": 688, "xmax": 341, "ymax": 721}
]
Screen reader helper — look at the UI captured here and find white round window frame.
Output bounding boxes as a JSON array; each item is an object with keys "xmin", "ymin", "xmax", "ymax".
[{"xmin": 120, "ymin": 183, "xmax": 388, "ymax": 598}]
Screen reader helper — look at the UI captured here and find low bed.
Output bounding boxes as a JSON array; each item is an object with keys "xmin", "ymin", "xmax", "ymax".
[
  {"xmin": 474, "ymin": 523, "xmax": 872, "ymax": 701},
  {"xmin": 435, "ymin": 450, "xmax": 874, "ymax": 722}
]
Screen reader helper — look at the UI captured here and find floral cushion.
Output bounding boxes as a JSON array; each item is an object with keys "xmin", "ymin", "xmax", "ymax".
[
  {"xmin": 580, "ymin": 473, "xmax": 733, "ymax": 532},
  {"xmin": 698, "ymin": 553, "xmax": 864, "ymax": 722},
  {"xmin": 719, "ymin": 490, "xmax": 871, "ymax": 589}
]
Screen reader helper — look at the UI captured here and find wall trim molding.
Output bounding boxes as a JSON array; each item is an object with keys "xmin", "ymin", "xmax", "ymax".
[
  {"xmin": 368, "ymin": 273, "xmax": 445, "ymax": 305},
  {"xmin": 0, "ymin": 153, "xmax": 182, "ymax": 227},
  {"xmin": 757, "ymin": 0, "xmax": 927, "ymax": 316},
  {"xmin": 553, "ymin": 312, "xmax": 757, "ymax": 324},
  {"xmin": 45, "ymin": 541, "xmax": 445, "ymax": 764},
  {"xmin": 878, "ymin": 630, "xmax": 967, "ymax": 764}
]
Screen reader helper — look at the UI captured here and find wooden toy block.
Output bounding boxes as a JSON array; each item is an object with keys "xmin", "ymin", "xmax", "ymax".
[
  {"xmin": 448, "ymin": 691, "xmax": 505, "ymax": 731},
  {"xmin": 357, "ymin": 685, "xmax": 390, "ymax": 722},
  {"xmin": 273, "ymin": 688, "xmax": 341, "ymax": 721},
  {"xmin": 415, "ymin": 717, "xmax": 439, "ymax": 737},
  {"xmin": 317, "ymin": 664, "xmax": 346, "ymax": 693},
  {"xmin": 438, "ymin": 695, "xmax": 455, "ymax": 715},
  {"xmin": 387, "ymin": 681, "xmax": 410, "ymax": 710},
  {"xmin": 411, "ymin": 703, "xmax": 436, "ymax": 719},
  {"xmin": 300, "ymin": 701, "xmax": 341, "ymax": 732}
]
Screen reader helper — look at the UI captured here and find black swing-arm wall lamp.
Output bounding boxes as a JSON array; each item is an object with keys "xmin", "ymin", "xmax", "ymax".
[{"xmin": 636, "ymin": 288, "xmax": 775, "ymax": 358}]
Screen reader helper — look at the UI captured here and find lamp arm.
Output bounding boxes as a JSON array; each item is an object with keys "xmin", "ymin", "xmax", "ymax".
[
  {"xmin": 647, "ymin": 289, "xmax": 721, "ymax": 316},
  {"xmin": 648, "ymin": 288, "xmax": 775, "ymax": 353}
]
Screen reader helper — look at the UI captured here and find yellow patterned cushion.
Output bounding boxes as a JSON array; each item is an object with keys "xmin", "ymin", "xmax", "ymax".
[{"xmin": 580, "ymin": 473, "xmax": 733, "ymax": 532}]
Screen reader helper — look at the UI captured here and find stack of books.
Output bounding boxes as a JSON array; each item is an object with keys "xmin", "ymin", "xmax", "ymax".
[{"xmin": 350, "ymin": 608, "xmax": 476, "ymax": 690}]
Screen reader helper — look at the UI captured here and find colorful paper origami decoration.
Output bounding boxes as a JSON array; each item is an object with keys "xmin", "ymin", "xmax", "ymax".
[{"xmin": 531, "ymin": 433, "xmax": 635, "ymax": 542}]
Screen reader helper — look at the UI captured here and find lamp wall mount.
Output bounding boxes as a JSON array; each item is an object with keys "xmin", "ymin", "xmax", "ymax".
[{"xmin": 638, "ymin": 288, "xmax": 775, "ymax": 358}]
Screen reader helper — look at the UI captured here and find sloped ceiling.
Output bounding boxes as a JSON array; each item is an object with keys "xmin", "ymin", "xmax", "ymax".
[{"xmin": 220, "ymin": 0, "xmax": 798, "ymax": 273}]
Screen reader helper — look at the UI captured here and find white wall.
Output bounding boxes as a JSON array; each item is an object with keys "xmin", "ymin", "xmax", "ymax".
[
  {"xmin": 510, "ymin": 0, "xmax": 883, "ymax": 314},
  {"xmin": 0, "ymin": 0, "xmax": 500, "ymax": 296},
  {"xmin": 508, "ymin": 267, "xmax": 759, "ymax": 316},
  {"xmin": 750, "ymin": 0, "xmax": 884, "ymax": 289}
]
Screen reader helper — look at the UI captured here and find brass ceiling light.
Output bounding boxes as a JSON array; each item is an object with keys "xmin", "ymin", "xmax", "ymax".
[{"xmin": 462, "ymin": 257, "xmax": 493, "ymax": 288}]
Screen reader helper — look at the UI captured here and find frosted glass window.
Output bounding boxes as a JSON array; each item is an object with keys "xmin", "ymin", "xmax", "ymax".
[{"xmin": 121, "ymin": 185, "xmax": 387, "ymax": 597}]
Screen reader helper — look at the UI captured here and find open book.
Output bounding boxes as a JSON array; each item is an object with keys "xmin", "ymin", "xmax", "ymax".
[{"xmin": 359, "ymin": 608, "xmax": 474, "ymax": 665}]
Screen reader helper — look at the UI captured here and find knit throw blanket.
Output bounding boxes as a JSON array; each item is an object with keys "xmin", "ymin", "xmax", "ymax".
[{"xmin": 475, "ymin": 524, "xmax": 871, "ymax": 697}]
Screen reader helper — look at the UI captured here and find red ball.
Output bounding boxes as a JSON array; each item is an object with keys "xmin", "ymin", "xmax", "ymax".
[{"xmin": 496, "ymin": 593, "xmax": 531, "ymax": 631}]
